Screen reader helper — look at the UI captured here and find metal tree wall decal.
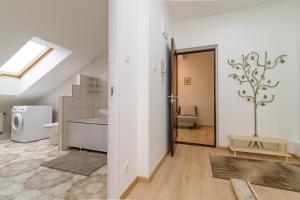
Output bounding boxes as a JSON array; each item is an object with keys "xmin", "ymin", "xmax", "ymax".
[{"xmin": 228, "ymin": 52, "xmax": 287, "ymax": 139}]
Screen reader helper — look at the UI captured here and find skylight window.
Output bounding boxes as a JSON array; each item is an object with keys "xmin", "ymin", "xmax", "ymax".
[{"xmin": 0, "ymin": 40, "xmax": 52, "ymax": 78}]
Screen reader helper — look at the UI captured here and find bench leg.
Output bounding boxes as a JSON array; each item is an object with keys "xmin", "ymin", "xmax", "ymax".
[
  {"xmin": 260, "ymin": 142, "xmax": 264, "ymax": 148},
  {"xmin": 231, "ymin": 139, "xmax": 236, "ymax": 157},
  {"xmin": 248, "ymin": 141, "xmax": 252, "ymax": 147},
  {"xmin": 285, "ymin": 144, "xmax": 288, "ymax": 162}
]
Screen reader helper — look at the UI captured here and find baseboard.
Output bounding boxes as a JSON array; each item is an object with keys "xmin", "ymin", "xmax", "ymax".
[
  {"xmin": 120, "ymin": 152, "xmax": 168, "ymax": 199},
  {"xmin": 137, "ymin": 176, "xmax": 149, "ymax": 183},
  {"xmin": 120, "ymin": 177, "xmax": 138, "ymax": 199},
  {"xmin": 138, "ymin": 152, "xmax": 168, "ymax": 183},
  {"xmin": 218, "ymin": 146, "xmax": 230, "ymax": 150}
]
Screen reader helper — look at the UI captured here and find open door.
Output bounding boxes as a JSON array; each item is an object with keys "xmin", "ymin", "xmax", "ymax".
[{"xmin": 168, "ymin": 38, "xmax": 178, "ymax": 156}]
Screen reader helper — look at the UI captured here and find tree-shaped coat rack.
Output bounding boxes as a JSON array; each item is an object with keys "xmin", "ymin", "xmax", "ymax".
[{"xmin": 228, "ymin": 52, "xmax": 287, "ymax": 148}]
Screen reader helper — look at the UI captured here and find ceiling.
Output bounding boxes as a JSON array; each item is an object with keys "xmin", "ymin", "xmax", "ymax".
[
  {"xmin": 0, "ymin": 0, "xmax": 108, "ymax": 106},
  {"xmin": 167, "ymin": 0, "xmax": 281, "ymax": 23}
]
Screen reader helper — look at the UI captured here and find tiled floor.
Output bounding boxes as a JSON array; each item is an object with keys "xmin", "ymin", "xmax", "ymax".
[
  {"xmin": 0, "ymin": 133, "xmax": 10, "ymax": 141},
  {"xmin": 0, "ymin": 139, "xmax": 107, "ymax": 200}
]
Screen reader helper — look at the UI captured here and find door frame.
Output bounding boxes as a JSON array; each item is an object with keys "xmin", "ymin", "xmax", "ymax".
[
  {"xmin": 176, "ymin": 44, "xmax": 219, "ymax": 148},
  {"xmin": 107, "ymin": 0, "xmax": 120, "ymax": 198},
  {"xmin": 169, "ymin": 38, "xmax": 178, "ymax": 156}
]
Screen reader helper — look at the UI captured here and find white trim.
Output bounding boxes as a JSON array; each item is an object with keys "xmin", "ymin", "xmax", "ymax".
[
  {"xmin": 176, "ymin": 45, "xmax": 217, "ymax": 55},
  {"xmin": 215, "ymin": 46, "xmax": 219, "ymax": 147},
  {"xmin": 108, "ymin": 0, "xmax": 120, "ymax": 198}
]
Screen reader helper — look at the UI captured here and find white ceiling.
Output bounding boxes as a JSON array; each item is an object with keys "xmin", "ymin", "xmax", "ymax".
[
  {"xmin": 0, "ymin": 0, "xmax": 108, "ymax": 106},
  {"xmin": 167, "ymin": 0, "xmax": 281, "ymax": 23}
]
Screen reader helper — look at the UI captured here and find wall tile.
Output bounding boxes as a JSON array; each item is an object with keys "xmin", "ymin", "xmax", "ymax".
[
  {"xmin": 87, "ymin": 108, "xmax": 94, "ymax": 118},
  {"xmin": 63, "ymin": 97, "xmax": 73, "ymax": 109},
  {"xmin": 64, "ymin": 109, "xmax": 75, "ymax": 121},
  {"xmin": 72, "ymin": 85, "xmax": 81, "ymax": 97},
  {"xmin": 87, "ymin": 97, "xmax": 95, "ymax": 108},
  {"xmin": 80, "ymin": 109, "xmax": 88, "ymax": 119},
  {"xmin": 72, "ymin": 97, "xmax": 80, "ymax": 108},
  {"xmin": 62, "ymin": 122, "xmax": 69, "ymax": 148},
  {"xmin": 80, "ymin": 97, "xmax": 88, "ymax": 108},
  {"xmin": 73, "ymin": 109, "xmax": 81, "ymax": 119}
]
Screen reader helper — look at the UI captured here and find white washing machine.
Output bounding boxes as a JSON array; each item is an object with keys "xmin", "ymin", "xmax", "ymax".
[{"xmin": 11, "ymin": 106, "xmax": 52, "ymax": 143}]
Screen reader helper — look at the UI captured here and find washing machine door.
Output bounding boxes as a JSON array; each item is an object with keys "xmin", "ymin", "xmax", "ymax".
[{"xmin": 12, "ymin": 113, "xmax": 23, "ymax": 133}]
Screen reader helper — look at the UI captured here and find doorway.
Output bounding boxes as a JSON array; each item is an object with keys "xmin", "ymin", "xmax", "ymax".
[
  {"xmin": 169, "ymin": 43, "xmax": 217, "ymax": 153},
  {"xmin": 176, "ymin": 49, "xmax": 216, "ymax": 147}
]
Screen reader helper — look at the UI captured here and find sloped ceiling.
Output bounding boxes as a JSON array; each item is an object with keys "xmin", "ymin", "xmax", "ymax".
[
  {"xmin": 0, "ymin": 0, "xmax": 108, "ymax": 107},
  {"xmin": 167, "ymin": 0, "xmax": 281, "ymax": 23}
]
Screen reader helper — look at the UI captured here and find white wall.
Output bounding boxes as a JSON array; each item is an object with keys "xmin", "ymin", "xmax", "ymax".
[
  {"xmin": 298, "ymin": 0, "xmax": 300, "ymax": 142},
  {"xmin": 148, "ymin": 0, "xmax": 173, "ymax": 176},
  {"xmin": 294, "ymin": 0, "xmax": 300, "ymax": 155},
  {"xmin": 109, "ymin": 0, "xmax": 173, "ymax": 196},
  {"xmin": 174, "ymin": 0, "xmax": 299, "ymax": 147},
  {"xmin": 36, "ymin": 53, "xmax": 108, "ymax": 122},
  {"xmin": 0, "ymin": 0, "xmax": 108, "ymax": 106},
  {"xmin": 178, "ymin": 52, "xmax": 215, "ymax": 126},
  {"xmin": 0, "ymin": 78, "xmax": 19, "ymax": 96},
  {"xmin": 110, "ymin": 0, "xmax": 141, "ymax": 195},
  {"xmin": 114, "ymin": 0, "xmax": 171, "ymax": 191},
  {"xmin": 137, "ymin": 0, "xmax": 150, "ymax": 178}
]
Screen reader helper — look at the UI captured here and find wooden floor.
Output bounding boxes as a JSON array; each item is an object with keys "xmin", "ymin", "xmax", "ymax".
[
  {"xmin": 177, "ymin": 126, "xmax": 215, "ymax": 145},
  {"xmin": 127, "ymin": 144, "xmax": 300, "ymax": 200}
]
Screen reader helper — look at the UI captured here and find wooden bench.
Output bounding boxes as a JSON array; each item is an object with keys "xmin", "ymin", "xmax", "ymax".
[{"xmin": 229, "ymin": 135, "xmax": 291, "ymax": 162}]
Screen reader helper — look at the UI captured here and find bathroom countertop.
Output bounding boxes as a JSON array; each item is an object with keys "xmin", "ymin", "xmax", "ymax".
[{"xmin": 70, "ymin": 118, "xmax": 108, "ymax": 125}]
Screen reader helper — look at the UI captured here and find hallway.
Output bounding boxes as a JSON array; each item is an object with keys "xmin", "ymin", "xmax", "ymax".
[{"xmin": 127, "ymin": 144, "xmax": 300, "ymax": 200}]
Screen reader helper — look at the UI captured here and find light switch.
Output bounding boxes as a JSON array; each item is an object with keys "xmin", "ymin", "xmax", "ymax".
[
  {"xmin": 124, "ymin": 56, "xmax": 130, "ymax": 64},
  {"xmin": 123, "ymin": 162, "xmax": 129, "ymax": 173},
  {"xmin": 161, "ymin": 59, "xmax": 166, "ymax": 73},
  {"xmin": 153, "ymin": 63, "xmax": 157, "ymax": 71}
]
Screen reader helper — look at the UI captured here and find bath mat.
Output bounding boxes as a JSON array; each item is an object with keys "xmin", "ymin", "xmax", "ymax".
[
  {"xmin": 210, "ymin": 155, "xmax": 300, "ymax": 192},
  {"xmin": 42, "ymin": 151, "xmax": 106, "ymax": 176}
]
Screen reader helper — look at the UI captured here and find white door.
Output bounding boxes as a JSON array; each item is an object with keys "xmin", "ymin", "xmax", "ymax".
[{"xmin": 12, "ymin": 113, "xmax": 23, "ymax": 133}]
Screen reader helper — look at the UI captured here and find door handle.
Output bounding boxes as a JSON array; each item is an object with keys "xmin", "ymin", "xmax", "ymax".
[
  {"xmin": 168, "ymin": 95, "xmax": 178, "ymax": 98},
  {"xmin": 168, "ymin": 94, "xmax": 178, "ymax": 104}
]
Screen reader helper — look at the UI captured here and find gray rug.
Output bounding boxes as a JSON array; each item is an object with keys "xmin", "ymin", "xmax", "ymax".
[
  {"xmin": 210, "ymin": 155, "xmax": 300, "ymax": 192},
  {"xmin": 42, "ymin": 151, "xmax": 107, "ymax": 176}
]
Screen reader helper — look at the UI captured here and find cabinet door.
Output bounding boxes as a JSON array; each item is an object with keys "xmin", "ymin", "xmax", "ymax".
[
  {"xmin": 82, "ymin": 124, "xmax": 102, "ymax": 151},
  {"xmin": 68, "ymin": 123, "xmax": 107, "ymax": 152}
]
